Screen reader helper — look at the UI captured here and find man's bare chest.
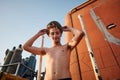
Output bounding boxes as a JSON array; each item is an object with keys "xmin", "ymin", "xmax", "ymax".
[{"xmin": 46, "ymin": 45, "xmax": 70, "ymax": 58}]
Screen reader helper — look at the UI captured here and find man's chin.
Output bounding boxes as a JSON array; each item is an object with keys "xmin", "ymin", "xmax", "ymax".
[{"xmin": 54, "ymin": 41, "xmax": 60, "ymax": 44}]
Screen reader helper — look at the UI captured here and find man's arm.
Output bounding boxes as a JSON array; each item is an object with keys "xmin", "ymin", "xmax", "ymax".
[
  {"xmin": 63, "ymin": 26, "xmax": 84, "ymax": 50},
  {"xmin": 23, "ymin": 29, "xmax": 47, "ymax": 55}
]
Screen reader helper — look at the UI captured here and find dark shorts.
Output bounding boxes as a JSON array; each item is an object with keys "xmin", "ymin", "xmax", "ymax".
[{"xmin": 59, "ymin": 78, "xmax": 72, "ymax": 80}]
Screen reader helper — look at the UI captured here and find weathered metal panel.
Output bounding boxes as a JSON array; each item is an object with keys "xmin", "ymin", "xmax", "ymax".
[{"xmin": 65, "ymin": 0, "xmax": 120, "ymax": 80}]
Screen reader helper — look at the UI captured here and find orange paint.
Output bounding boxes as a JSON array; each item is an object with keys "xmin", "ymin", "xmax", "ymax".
[{"xmin": 65, "ymin": 0, "xmax": 120, "ymax": 80}]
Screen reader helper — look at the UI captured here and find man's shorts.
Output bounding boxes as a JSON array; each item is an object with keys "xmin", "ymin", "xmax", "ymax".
[{"xmin": 59, "ymin": 78, "xmax": 72, "ymax": 80}]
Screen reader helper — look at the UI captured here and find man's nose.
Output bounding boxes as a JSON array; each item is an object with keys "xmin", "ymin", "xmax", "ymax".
[
  {"xmin": 53, "ymin": 34, "xmax": 56, "ymax": 37},
  {"xmin": 53, "ymin": 33, "xmax": 57, "ymax": 38}
]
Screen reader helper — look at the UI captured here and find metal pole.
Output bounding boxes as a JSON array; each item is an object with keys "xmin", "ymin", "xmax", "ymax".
[
  {"xmin": 15, "ymin": 62, "xmax": 20, "ymax": 75},
  {"xmin": 37, "ymin": 35, "xmax": 44, "ymax": 80},
  {"xmin": 78, "ymin": 14, "xmax": 102, "ymax": 80}
]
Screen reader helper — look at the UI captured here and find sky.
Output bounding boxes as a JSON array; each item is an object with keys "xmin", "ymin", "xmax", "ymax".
[{"xmin": 0, "ymin": 0, "xmax": 85, "ymax": 73}]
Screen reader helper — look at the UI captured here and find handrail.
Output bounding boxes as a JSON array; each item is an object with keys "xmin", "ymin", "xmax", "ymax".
[{"xmin": 0, "ymin": 62, "xmax": 36, "ymax": 76}]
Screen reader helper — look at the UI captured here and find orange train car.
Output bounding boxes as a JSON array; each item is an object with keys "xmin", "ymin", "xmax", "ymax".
[{"xmin": 65, "ymin": 0, "xmax": 120, "ymax": 80}]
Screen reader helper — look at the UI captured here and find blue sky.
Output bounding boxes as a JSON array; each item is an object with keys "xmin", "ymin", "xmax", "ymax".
[{"xmin": 0, "ymin": 0, "xmax": 85, "ymax": 72}]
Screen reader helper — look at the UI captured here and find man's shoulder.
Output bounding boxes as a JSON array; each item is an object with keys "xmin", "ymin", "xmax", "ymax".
[{"xmin": 63, "ymin": 43, "xmax": 71, "ymax": 50}]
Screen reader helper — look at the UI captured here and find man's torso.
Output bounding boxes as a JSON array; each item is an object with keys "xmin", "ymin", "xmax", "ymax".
[{"xmin": 44, "ymin": 44, "xmax": 71, "ymax": 80}]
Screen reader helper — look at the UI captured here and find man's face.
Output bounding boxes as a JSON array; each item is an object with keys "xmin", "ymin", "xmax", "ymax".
[{"xmin": 49, "ymin": 27, "xmax": 62, "ymax": 43}]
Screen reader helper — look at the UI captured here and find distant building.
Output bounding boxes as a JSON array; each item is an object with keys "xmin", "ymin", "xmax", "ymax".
[
  {"xmin": 20, "ymin": 54, "xmax": 37, "ymax": 80},
  {"xmin": 65, "ymin": 0, "xmax": 120, "ymax": 80},
  {"xmin": 0, "ymin": 44, "xmax": 37, "ymax": 80},
  {"xmin": 0, "ymin": 63, "xmax": 1, "ymax": 69}
]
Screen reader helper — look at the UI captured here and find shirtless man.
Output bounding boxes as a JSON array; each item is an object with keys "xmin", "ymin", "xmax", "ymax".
[{"xmin": 23, "ymin": 21, "xmax": 84, "ymax": 80}]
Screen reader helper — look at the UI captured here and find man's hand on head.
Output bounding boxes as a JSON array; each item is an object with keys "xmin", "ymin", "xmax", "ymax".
[
  {"xmin": 62, "ymin": 26, "xmax": 71, "ymax": 32},
  {"xmin": 37, "ymin": 29, "xmax": 48, "ymax": 35}
]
